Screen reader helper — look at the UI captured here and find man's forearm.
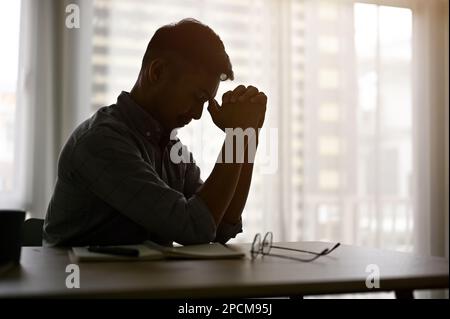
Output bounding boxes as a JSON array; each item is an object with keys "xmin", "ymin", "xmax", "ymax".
[
  {"xmin": 197, "ymin": 133, "xmax": 245, "ymax": 225},
  {"xmin": 221, "ymin": 134, "xmax": 258, "ymax": 224},
  {"xmin": 220, "ymin": 161, "xmax": 255, "ymax": 224}
]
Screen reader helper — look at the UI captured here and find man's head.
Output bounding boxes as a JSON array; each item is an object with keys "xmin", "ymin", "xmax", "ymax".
[{"xmin": 131, "ymin": 18, "xmax": 233, "ymax": 131}]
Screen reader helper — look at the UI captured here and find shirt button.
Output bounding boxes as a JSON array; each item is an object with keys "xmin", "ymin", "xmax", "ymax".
[{"xmin": 146, "ymin": 132, "xmax": 151, "ymax": 137}]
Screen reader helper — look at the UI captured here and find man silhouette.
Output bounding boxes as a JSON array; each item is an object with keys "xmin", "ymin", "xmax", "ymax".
[{"xmin": 43, "ymin": 18, "xmax": 267, "ymax": 246}]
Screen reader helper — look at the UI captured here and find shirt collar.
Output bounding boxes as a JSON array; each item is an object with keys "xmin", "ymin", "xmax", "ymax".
[{"xmin": 116, "ymin": 91, "xmax": 165, "ymax": 143}]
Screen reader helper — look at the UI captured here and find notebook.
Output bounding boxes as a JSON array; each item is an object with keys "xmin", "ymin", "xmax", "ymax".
[{"xmin": 70, "ymin": 240, "xmax": 245, "ymax": 262}]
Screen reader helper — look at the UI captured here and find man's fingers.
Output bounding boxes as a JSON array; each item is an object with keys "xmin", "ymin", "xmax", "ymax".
[
  {"xmin": 230, "ymin": 85, "xmax": 247, "ymax": 102},
  {"xmin": 250, "ymin": 92, "xmax": 267, "ymax": 105},
  {"xmin": 222, "ymin": 91, "xmax": 233, "ymax": 104},
  {"xmin": 238, "ymin": 86, "xmax": 259, "ymax": 102}
]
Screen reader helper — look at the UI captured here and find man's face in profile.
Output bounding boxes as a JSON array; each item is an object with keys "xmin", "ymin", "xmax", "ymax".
[{"xmin": 154, "ymin": 64, "xmax": 221, "ymax": 131}]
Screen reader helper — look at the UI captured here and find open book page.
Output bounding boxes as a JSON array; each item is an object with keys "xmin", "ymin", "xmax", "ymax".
[
  {"xmin": 144, "ymin": 241, "xmax": 245, "ymax": 259},
  {"xmin": 70, "ymin": 242, "xmax": 245, "ymax": 262}
]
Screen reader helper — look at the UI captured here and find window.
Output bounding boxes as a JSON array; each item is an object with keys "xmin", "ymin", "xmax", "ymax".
[
  {"xmin": 90, "ymin": 0, "xmax": 415, "ymax": 252},
  {"xmin": 0, "ymin": 1, "xmax": 22, "ymax": 205},
  {"xmin": 355, "ymin": 3, "xmax": 413, "ymax": 251}
]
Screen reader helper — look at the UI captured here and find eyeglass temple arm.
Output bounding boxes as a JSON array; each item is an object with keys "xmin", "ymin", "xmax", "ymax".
[
  {"xmin": 265, "ymin": 252, "xmax": 324, "ymax": 262},
  {"xmin": 325, "ymin": 243, "xmax": 341, "ymax": 254},
  {"xmin": 269, "ymin": 245, "xmax": 320, "ymax": 255},
  {"xmin": 270, "ymin": 243, "xmax": 340, "ymax": 256}
]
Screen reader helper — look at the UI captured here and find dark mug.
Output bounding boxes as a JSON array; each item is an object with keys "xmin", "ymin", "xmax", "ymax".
[{"xmin": 0, "ymin": 210, "xmax": 25, "ymax": 264}]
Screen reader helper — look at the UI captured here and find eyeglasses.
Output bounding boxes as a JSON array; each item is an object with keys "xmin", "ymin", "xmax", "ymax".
[{"xmin": 251, "ymin": 232, "xmax": 340, "ymax": 262}]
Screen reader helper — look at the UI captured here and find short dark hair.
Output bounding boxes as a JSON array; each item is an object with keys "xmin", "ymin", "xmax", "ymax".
[{"xmin": 142, "ymin": 18, "xmax": 234, "ymax": 81}]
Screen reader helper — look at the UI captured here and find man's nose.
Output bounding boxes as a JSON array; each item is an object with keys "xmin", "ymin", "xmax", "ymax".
[{"xmin": 191, "ymin": 102, "xmax": 205, "ymax": 120}]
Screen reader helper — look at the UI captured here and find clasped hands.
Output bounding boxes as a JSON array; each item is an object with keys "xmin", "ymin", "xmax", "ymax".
[{"xmin": 207, "ymin": 85, "xmax": 267, "ymax": 132}]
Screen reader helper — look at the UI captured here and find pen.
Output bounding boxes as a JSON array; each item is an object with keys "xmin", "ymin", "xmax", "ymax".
[{"xmin": 87, "ymin": 246, "xmax": 140, "ymax": 257}]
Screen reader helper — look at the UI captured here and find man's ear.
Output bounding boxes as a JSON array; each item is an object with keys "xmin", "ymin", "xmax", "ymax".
[{"xmin": 147, "ymin": 58, "xmax": 168, "ymax": 84}]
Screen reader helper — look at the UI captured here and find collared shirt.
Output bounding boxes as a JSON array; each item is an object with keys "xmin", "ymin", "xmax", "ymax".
[{"xmin": 43, "ymin": 91, "xmax": 242, "ymax": 247}]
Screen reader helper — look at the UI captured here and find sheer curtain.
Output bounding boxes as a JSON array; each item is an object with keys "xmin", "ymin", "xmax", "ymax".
[
  {"xmin": 15, "ymin": 0, "xmax": 59, "ymax": 218},
  {"xmin": 7, "ymin": 0, "xmax": 448, "ymax": 265},
  {"xmin": 12, "ymin": 0, "xmax": 94, "ymax": 218},
  {"xmin": 0, "ymin": 1, "xmax": 22, "ymax": 208},
  {"xmin": 410, "ymin": 0, "xmax": 449, "ymax": 260}
]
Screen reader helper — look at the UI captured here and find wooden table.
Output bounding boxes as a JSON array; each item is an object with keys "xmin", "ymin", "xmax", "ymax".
[{"xmin": 0, "ymin": 242, "xmax": 448, "ymax": 298}]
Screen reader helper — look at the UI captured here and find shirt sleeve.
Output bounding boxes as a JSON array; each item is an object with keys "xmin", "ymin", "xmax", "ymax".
[
  {"xmin": 214, "ymin": 217, "xmax": 243, "ymax": 244},
  {"xmin": 183, "ymin": 152, "xmax": 244, "ymax": 244},
  {"xmin": 70, "ymin": 126, "xmax": 217, "ymax": 246}
]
